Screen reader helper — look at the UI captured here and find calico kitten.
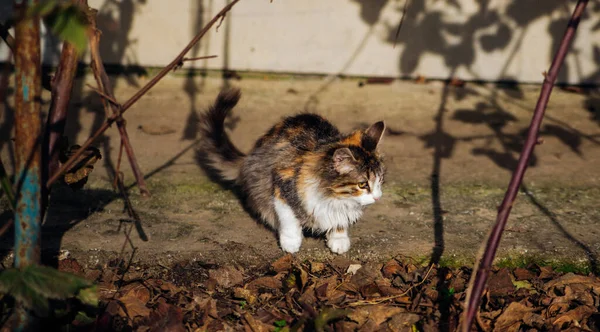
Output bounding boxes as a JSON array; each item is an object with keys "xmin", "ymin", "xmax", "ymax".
[{"xmin": 199, "ymin": 87, "xmax": 386, "ymax": 254}]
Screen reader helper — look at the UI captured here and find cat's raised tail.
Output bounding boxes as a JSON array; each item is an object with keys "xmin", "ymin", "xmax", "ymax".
[{"xmin": 199, "ymin": 87, "xmax": 246, "ymax": 182}]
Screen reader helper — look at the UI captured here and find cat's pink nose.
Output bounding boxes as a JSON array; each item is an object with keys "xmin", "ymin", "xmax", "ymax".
[{"xmin": 374, "ymin": 196, "xmax": 380, "ymax": 201}]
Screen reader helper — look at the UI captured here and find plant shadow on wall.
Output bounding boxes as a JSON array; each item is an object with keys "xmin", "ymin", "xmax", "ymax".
[
  {"xmin": 181, "ymin": 0, "xmax": 241, "ymax": 142},
  {"xmin": 347, "ymin": 1, "xmax": 600, "ymax": 324}
]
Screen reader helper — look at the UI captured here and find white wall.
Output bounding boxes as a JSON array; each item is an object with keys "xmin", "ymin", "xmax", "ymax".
[{"xmin": 1, "ymin": 0, "xmax": 599, "ymax": 84}]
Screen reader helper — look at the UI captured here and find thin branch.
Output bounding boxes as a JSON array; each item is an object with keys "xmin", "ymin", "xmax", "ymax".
[
  {"xmin": 175, "ymin": 55, "xmax": 218, "ymax": 70},
  {"xmin": 86, "ymin": 5, "xmax": 150, "ymax": 196},
  {"xmin": 86, "ymin": 83, "xmax": 121, "ymax": 107},
  {"xmin": 393, "ymin": 0, "xmax": 412, "ymax": 48},
  {"xmin": 47, "ymin": 0, "xmax": 241, "ymax": 188},
  {"xmin": 461, "ymin": 1, "xmax": 590, "ymax": 330},
  {"xmin": 0, "ymin": 22, "xmax": 15, "ymax": 53},
  {"xmin": 184, "ymin": 55, "xmax": 218, "ymax": 62}
]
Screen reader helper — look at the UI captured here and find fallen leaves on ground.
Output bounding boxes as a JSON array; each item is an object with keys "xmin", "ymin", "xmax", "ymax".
[{"xmin": 42, "ymin": 255, "xmax": 600, "ymax": 331}]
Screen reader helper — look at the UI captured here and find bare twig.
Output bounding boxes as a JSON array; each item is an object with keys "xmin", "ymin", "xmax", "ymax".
[
  {"xmin": 461, "ymin": 1, "xmax": 590, "ymax": 330},
  {"xmin": 47, "ymin": 0, "xmax": 241, "ymax": 188},
  {"xmin": 0, "ymin": 22, "xmax": 15, "ymax": 52},
  {"xmin": 87, "ymin": 6, "xmax": 150, "ymax": 197},
  {"xmin": 393, "ymin": 0, "xmax": 412, "ymax": 48},
  {"xmin": 175, "ymin": 55, "xmax": 218, "ymax": 70},
  {"xmin": 184, "ymin": 55, "xmax": 217, "ymax": 62},
  {"xmin": 113, "ymin": 141, "xmax": 124, "ymax": 189},
  {"xmin": 86, "ymin": 83, "xmax": 121, "ymax": 106}
]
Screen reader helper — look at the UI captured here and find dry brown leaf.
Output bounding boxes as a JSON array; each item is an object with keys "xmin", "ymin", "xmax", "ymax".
[
  {"xmin": 388, "ymin": 313, "xmax": 420, "ymax": 332},
  {"xmin": 118, "ymin": 293, "xmax": 151, "ymax": 319},
  {"xmin": 552, "ymin": 305, "xmax": 596, "ymax": 329},
  {"xmin": 61, "ymin": 145, "xmax": 102, "ymax": 189},
  {"xmin": 271, "ymin": 254, "xmax": 294, "ymax": 272},
  {"xmin": 348, "ymin": 305, "xmax": 404, "ymax": 327},
  {"xmin": 488, "ymin": 268, "xmax": 515, "ymax": 297},
  {"xmin": 330, "ymin": 256, "xmax": 353, "ymax": 272},
  {"xmin": 493, "ymin": 301, "xmax": 534, "ymax": 332},
  {"xmin": 382, "ymin": 260, "xmax": 403, "ymax": 279},
  {"xmin": 119, "ymin": 282, "xmax": 151, "ymax": 303},
  {"xmin": 242, "ymin": 313, "xmax": 271, "ymax": 332},
  {"xmin": 233, "ymin": 287, "xmax": 257, "ymax": 305},
  {"xmin": 146, "ymin": 299, "xmax": 186, "ymax": 332},
  {"xmin": 298, "ymin": 284, "xmax": 317, "ymax": 306},
  {"xmin": 58, "ymin": 258, "xmax": 85, "ymax": 276},
  {"xmin": 543, "ymin": 273, "xmax": 600, "ymax": 292},
  {"xmin": 209, "ymin": 266, "xmax": 244, "ymax": 288},
  {"xmin": 360, "ymin": 282, "xmax": 382, "ymax": 298},
  {"xmin": 375, "ymin": 279, "xmax": 403, "ymax": 297},
  {"xmin": 513, "ymin": 267, "xmax": 535, "ymax": 281},
  {"xmin": 538, "ymin": 266, "xmax": 555, "ymax": 279},
  {"xmin": 246, "ymin": 276, "xmax": 282, "ymax": 291},
  {"xmin": 291, "ymin": 263, "xmax": 309, "ymax": 290},
  {"xmin": 351, "ymin": 263, "xmax": 383, "ymax": 288},
  {"xmin": 522, "ymin": 312, "xmax": 546, "ymax": 330}
]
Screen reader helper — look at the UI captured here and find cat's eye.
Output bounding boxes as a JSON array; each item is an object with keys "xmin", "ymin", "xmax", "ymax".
[{"xmin": 358, "ymin": 182, "xmax": 369, "ymax": 189}]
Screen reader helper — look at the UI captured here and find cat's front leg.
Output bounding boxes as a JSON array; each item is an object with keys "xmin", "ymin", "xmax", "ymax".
[
  {"xmin": 327, "ymin": 227, "xmax": 350, "ymax": 254},
  {"xmin": 274, "ymin": 199, "xmax": 303, "ymax": 253}
]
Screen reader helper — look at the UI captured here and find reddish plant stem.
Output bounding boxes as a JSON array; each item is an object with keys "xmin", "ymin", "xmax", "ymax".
[
  {"xmin": 87, "ymin": 7, "xmax": 150, "ymax": 197},
  {"xmin": 44, "ymin": 0, "xmax": 85, "ymax": 191},
  {"xmin": 462, "ymin": 1, "xmax": 590, "ymax": 330},
  {"xmin": 46, "ymin": 0, "xmax": 239, "ymax": 188}
]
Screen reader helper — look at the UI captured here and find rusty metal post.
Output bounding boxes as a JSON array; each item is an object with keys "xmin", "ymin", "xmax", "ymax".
[
  {"xmin": 13, "ymin": 0, "xmax": 42, "ymax": 268},
  {"xmin": 11, "ymin": 0, "xmax": 42, "ymax": 330}
]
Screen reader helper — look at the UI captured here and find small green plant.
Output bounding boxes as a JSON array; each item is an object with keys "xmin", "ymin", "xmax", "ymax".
[
  {"xmin": 239, "ymin": 300, "xmax": 247, "ymax": 310},
  {"xmin": 27, "ymin": 0, "xmax": 89, "ymax": 53},
  {"xmin": 0, "ymin": 265, "xmax": 97, "ymax": 317},
  {"xmin": 274, "ymin": 319, "xmax": 287, "ymax": 332}
]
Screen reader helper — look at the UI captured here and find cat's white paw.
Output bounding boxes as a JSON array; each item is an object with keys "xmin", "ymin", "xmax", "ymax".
[
  {"xmin": 327, "ymin": 235, "xmax": 350, "ymax": 254},
  {"xmin": 280, "ymin": 234, "xmax": 302, "ymax": 253}
]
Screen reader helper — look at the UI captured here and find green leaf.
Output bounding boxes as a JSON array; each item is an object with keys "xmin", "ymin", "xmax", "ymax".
[
  {"xmin": 76, "ymin": 284, "xmax": 98, "ymax": 307},
  {"xmin": 0, "ymin": 265, "xmax": 95, "ymax": 316},
  {"xmin": 0, "ymin": 268, "xmax": 49, "ymax": 316},
  {"xmin": 274, "ymin": 319, "xmax": 287, "ymax": 327},
  {"xmin": 44, "ymin": 4, "xmax": 89, "ymax": 53},
  {"xmin": 21, "ymin": 265, "xmax": 92, "ymax": 300}
]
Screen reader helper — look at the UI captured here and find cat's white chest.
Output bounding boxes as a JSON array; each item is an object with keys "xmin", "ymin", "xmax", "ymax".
[{"xmin": 303, "ymin": 182, "xmax": 363, "ymax": 231}]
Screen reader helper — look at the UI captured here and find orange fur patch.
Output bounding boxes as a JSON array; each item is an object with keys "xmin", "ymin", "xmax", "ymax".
[
  {"xmin": 278, "ymin": 167, "xmax": 295, "ymax": 180},
  {"xmin": 341, "ymin": 131, "xmax": 363, "ymax": 146}
]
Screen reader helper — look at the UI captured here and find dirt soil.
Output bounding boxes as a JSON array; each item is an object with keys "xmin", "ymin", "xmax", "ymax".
[{"xmin": 1, "ymin": 73, "xmax": 600, "ymax": 271}]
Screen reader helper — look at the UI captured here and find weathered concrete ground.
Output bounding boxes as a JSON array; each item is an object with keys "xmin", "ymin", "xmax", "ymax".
[{"xmin": 1, "ymin": 73, "xmax": 600, "ymax": 271}]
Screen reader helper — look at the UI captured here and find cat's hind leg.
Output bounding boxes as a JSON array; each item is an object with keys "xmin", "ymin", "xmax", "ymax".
[
  {"xmin": 327, "ymin": 227, "xmax": 350, "ymax": 254},
  {"xmin": 274, "ymin": 199, "xmax": 303, "ymax": 253}
]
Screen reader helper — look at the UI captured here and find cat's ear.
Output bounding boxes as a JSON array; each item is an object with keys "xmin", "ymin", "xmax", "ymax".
[
  {"xmin": 363, "ymin": 121, "xmax": 386, "ymax": 151},
  {"xmin": 333, "ymin": 147, "xmax": 356, "ymax": 174}
]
